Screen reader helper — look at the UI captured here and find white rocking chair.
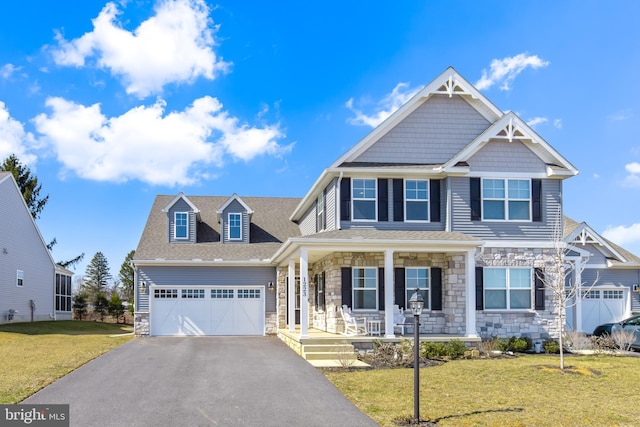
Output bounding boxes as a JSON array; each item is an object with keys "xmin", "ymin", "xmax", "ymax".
[
  {"xmin": 339, "ymin": 305, "xmax": 367, "ymax": 336},
  {"xmin": 393, "ymin": 305, "xmax": 410, "ymax": 335}
]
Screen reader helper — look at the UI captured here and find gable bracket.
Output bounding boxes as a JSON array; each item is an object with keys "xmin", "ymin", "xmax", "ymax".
[{"xmin": 433, "ymin": 74, "xmax": 477, "ymax": 99}]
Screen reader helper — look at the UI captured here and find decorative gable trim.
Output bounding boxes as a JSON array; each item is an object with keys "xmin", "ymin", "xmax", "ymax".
[
  {"xmin": 162, "ymin": 193, "xmax": 200, "ymax": 218},
  {"xmin": 441, "ymin": 112, "xmax": 578, "ymax": 177},
  {"xmin": 564, "ymin": 221, "xmax": 628, "ymax": 263},
  {"xmin": 216, "ymin": 193, "xmax": 254, "ymax": 221}
]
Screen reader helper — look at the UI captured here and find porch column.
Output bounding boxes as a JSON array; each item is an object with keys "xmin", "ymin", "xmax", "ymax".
[
  {"xmin": 288, "ymin": 259, "xmax": 295, "ymax": 333},
  {"xmin": 384, "ymin": 249, "xmax": 395, "ymax": 338},
  {"xmin": 465, "ymin": 249, "xmax": 478, "ymax": 338},
  {"xmin": 574, "ymin": 259, "xmax": 583, "ymax": 332},
  {"xmin": 299, "ymin": 247, "xmax": 309, "ymax": 339}
]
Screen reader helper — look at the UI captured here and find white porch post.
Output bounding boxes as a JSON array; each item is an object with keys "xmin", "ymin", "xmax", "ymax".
[
  {"xmin": 465, "ymin": 249, "xmax": 478, "ymax": 338},
  {"xmin": 288, "ymin": 259, "xmax": 295, "ymax": 333},
  {"xmin": 299, "ymin": 247, "xmax": 309, "ymax": 339},
  {"xmin": 575, "ymin": 259, "xmax": 583, "ymax": 332},
  {"xmin": 384, "ymin": 249, "xmax": 395, "ymax": 338}
]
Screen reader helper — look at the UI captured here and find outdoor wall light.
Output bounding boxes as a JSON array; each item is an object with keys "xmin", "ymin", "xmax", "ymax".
[
  {"xmin": 2, "ymin": 248, "xmax": 7, "ymax": 255},
  {"xmin": 140, "ymin": 282, "xmax": 147, "ymax": 293},
  {"xmin": 268, "ymin": 281, "xmax": 274, "ymax": 292}
]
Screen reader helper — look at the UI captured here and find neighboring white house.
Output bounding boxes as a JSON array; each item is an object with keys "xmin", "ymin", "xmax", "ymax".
[
  {"xmin": 0, "ymin": 172, "xmax": 58, "ymax": 324},
  {"xmin": 132, "ymin": 67, "xmax": 640, "ymax": 339}
]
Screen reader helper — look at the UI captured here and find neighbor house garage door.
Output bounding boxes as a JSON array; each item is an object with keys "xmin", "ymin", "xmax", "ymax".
[{"xmin": 150, "ymin": 287, "xmax": 265, "ymax": 336}]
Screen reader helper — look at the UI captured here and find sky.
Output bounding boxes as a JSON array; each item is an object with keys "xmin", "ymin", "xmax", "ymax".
[{"xmin": 1, "ymin": 0, "xmax": 640, "ymax": 282}]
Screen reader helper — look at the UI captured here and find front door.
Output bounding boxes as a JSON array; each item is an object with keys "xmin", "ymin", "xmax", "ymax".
[{"xmin": 286, "ymin": 277, "xmax": 301, "ymax": 325}]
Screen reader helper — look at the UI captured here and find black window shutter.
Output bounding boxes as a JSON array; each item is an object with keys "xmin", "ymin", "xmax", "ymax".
[
  {"xmin": 394, "ymin": 268, "xmax": 406, "ymax": 308},
  {"xmin": 470, "ymin": 178, "xmax": 481, "ymax": 221},
  {"xmin": 378, "ymin": 268, "xmax": 385, "ymax": 310},
  {"xmin": 431, "ymin": 267, "xmax": 442, "ymax": 310},
  {"xmin": 340, "ymin": 178, "xmax": 351, "ymax": 221},
  {"xmin": 534, "ymin": 268, "xmax": 545, "ymax": 310},
  {"xmin": 475, "ymin": 266, "xmax": 484, "ymax": 310},
  {"xmin": 320, "ymin": 271, "xmax": 326, "ymax": 311},
  {"xmin": 314, "ymin": 274, "xmax": 319, "ymax": 311},
  {"xmin": 378, "ymin": 179, "xmax": 388, "ymax": 221},
  {"xmin": 532, "ymin": 179, "xmax": 542, "ymax": 222},
  {"xmin": 393, "ymin": 179, "xmax": 404, "ymax": 221},
  {"xmin": 341, "ymin": 267, "xmax": 352, "ymax": 308},
  {"xmin": 430, "ymin": 179, "xmax": 441, "ymax": 222}
]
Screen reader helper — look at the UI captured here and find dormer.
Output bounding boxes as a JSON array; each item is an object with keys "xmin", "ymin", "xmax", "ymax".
[
  {"xmin": 162, "ymin": 193, "xmax": 200, "ymax": 243},
  {"xmin": 217, "ymin": 194, "xmax": 254, "ymax": 243}
]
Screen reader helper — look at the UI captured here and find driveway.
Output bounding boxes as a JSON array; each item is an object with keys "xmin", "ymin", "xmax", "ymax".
[{"xmin": 23, "ymin": 336, "xmax": 377, "ymax": 426}]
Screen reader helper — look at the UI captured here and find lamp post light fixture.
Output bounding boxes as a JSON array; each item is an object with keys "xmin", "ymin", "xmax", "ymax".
[{"xmin": 408, "ymin": 290, "xmax": 424, "ymax": 422}]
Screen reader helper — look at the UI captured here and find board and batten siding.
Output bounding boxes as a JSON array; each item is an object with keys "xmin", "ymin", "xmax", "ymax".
[
  {"xmin": 221, "ymin": 200, "xmax": 250, "ymax": 243},
  {"xmin": 450, "ymin": 177, "xmax": 562, "ymax": 240},
  {"xmin": 167, "ymin": 198, "xmax": 197, "ymax": 243},
  {"xmin": 582, "ymin": 268, "xmax": 640, "ymax": 312},
  {"xmin": 468, "ymin": 139, "xmax": 547, "ymax": 173},
  {"xmin": 137, "ymin": 265, "xmax": 277, "ymax": 312},
  {"xmin": 354, "ymin": 95, "xmax": 491, "ymax": 164},
  {"xmin": 0, "ymin": 177, "xmax": 55, "ymax": 323}
]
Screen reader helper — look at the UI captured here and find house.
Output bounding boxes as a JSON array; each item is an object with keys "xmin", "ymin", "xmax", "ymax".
[
  {"xmin": 133, "ymin": 67, "xmax": 638, "ymax": 341},
  {"xmin": 0, "ymin": 172, "xmax": 58, "ymax": 324}
]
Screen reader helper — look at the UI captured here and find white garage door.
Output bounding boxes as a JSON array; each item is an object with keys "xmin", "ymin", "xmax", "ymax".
[
  {"xmin": 568, "ymin": 287, "xmax": 627, "ymax": 333},
  {"xmin": 150, "ymin": 287, "xmax": 265, "ymax": 336}
]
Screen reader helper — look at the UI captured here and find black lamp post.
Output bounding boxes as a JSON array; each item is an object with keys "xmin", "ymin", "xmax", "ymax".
[{"xmin": 408, "ymin": 290, "xmax": 424, "ymax": 422}]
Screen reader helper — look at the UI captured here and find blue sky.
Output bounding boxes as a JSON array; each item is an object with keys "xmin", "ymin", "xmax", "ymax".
[{"xmin": 2, "ymin": 0, "xmax": 640, "ymax": 281}]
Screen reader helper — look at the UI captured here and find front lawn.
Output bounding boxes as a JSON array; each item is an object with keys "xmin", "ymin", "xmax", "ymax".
[
  {"xmin": 324, "ymin": 355, "xmax": 640, "ymax": 426},
  {"xmin": 0, "ymin": 321, "xmax": 134, "ymax": 404}
]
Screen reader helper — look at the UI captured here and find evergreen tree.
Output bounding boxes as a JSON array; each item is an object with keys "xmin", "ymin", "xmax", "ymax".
[
  {"xmin": 0, "ymin": 154, "xmax": 49, "ymax": 219},
  {"xmin": 73, "ymin": 292, "xmax": 88, "ymax": 320},
  {"xmin": 108, "ymin": 293, "xmax": 125, "ymax": 323},
  {"xmin": 84, "ymin": 252, "xmax": 112, "ymax": 297},
  {"xmin": 119, "ymin": 250, "xmax": 135, "ymax": 302},
  {"xmin": 93, "ymin": 293, "xmax": 109, "ymax": 322}
]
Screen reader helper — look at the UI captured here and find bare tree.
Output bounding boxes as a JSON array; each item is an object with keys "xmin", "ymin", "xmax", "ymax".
[{"xmin": 537, "ymin": 210, "xmax": 598, "ymax": 370}]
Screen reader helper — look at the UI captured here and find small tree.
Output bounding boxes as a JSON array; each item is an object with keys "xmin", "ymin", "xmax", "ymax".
[
  {"xmin": 108, "ymin": 293, "xmax": 125, "ymax": 324},
  {"xmin": 84, "ymin": 252, "xmax": 112, "ymax": 299},
  {"xmin": 93, "ymin": 293, "xmax": 109, "ymax": 322},
  {"xmin": 119, "ymin": 250, "xmax": 135, "ymax": 303},
  {"xmin": 73, "ymin": 292, "xmax": 88, "ymax": 320}
]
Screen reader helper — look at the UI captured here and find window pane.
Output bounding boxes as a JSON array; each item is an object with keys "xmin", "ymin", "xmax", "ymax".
[
  {"xmin": 353, "ymin": 179, "xmax": 376, "ymax": 199},
  {"xmin": 508, "ymin": 201, "xmax": 530, "ymax": 220},
  {"xmin": 485, "ymin": 290, "xmax": 506, "ymax": 309},
  {"xmin": 510, "ymin": 269, "xmax": 531, "ymax": 288},
  {"xmin": 406, "ymin": 201, "xmax": 428, "ymax": 221},
  {"xmin": 406, "ymin": 180, "xmax": 428, "ymax": 200},
  {"xmin": 510, "ymin": 290, "xmax": 531, "ymax": 309},
  {"xmin": 483, "ymin": 179, "xmax": 504, "ymax": 198},
  {"xmin": 508, "ymin": 180, "xmax": 530, "ymax": 199},
  {"xmin": 483, "ymin": 200, "xmax": 505, "ymax": 220},
  {"xmin": 354, "ymin": 289, "xmax": 377, "ymax": 310},
  {"xmin": 353, "ymin": 200, "xmax": 376, "ymax": 220},
  {"xmin": 484, "ymin": 269, "xmax": 506, "ymax": 289}
]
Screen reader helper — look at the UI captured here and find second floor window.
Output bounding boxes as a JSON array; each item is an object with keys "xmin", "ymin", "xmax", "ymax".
[
  {"xmin": 482, "ymin": 178, "xmax": 531, "ymax": 221},
  {"xmin": 229, "ymin": 213, "xmax": 242, "ymax": 240},
  {"xmin": 405, "ymin": 179, "xmax": 429, "ymax": 222},
  {"xmin": 352, "ymin": 178, "xmax": 377, "ymax": 221},
  {"xmin": 174, "ymin": 212, "xmax": 188, "ymax": 239}
]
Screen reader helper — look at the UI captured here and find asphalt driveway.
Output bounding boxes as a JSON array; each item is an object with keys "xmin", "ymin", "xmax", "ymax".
[{"xmin": 23, "ymin": 336, "xmax": 377, "ymax": 426}]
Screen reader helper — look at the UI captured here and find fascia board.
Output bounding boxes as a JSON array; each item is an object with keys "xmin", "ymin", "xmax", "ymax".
[
  {"xmin": 132, "ymin": 259, "xmax": 273, "ymax": 267},
  {"xmin": 565, "ymin": 223, "xmax": 627, "ymax": 263},
  {"xmin": 162, "ymin": 192, "xmax": 200, "ymax": 214},
  {"xmin": 216, "ymin": 193, "xmax": 254, "ymax": 215},
  {"xmin": 290, "ymin": 170, "xmax": 335, "ymax": 221},
  {"xmin": 483, "ymin": 240, "xmax": 565, "ymax": 249}
]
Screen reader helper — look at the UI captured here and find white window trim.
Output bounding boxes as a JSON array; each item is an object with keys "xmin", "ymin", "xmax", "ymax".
[
  {"xmin": 228, "ymin": 212, "xmax": 243, "ymax": 241},
  {"xmin": 481, "ymin": 178, "xmax": 532, "ymax": 222},
  {"xmin": 404, "ymin": 179, "xmax": 430, "ymax": 223},
  {"xmin": 174, "ymin": 212, "xmax": 189, "ymax": 240},
  {"xmin": 351, "ymin": 178, "xmax": 377, "ymax": 222},
  {"xmin": 352, "ymin": 267, "xmax": 378, "ymax": 311},
  {"xmin": 405, "ymin": 267, "xmax": 430, "ymax": 311},
  {"xmin": 16, "ymin": 270, "xmax": 24, "ymax": 287},
  {"xmin": 483, "ymin": 267, "xmax": 533, "ymax": 311},
  {"xmin": 317, "ymin": 194, "xmax": 325, "ymax": 231}
]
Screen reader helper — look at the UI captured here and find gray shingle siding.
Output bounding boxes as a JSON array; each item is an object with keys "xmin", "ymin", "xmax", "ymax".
[
  {"xmin": 354, "ymin": 95, "xmax": 491, "ymax": 164},
  {"xmin": 298, "ymin": 202, "xmax": 316, "ymax": 235},
  {"xmin": 325, "ymin": 179, "xmax": 337, "ymax": 231},
  {"xmin": 137, "ymin": 265, "xmax": 277, "ymax": 312},
  {"xmin": 451, "ymin": 177, "xmax": 562, "ymax": 240},
  {"xmin": 168, "ymin": 199, "xmax": 196, "ymax": 243},
  {"xmin": 468, "ymin": 139, "xmax": 547, "ymax": 173},
  {"xmin": 582, "ymin": 268, "xmax": 640, "ymax": 312}
]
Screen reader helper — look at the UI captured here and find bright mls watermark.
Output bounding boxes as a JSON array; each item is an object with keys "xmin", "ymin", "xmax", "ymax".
[{"xmin": 1, "ymin": 405, "xmax": 69, "ymax": 426}]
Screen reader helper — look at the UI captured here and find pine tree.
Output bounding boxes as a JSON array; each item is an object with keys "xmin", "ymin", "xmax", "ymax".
[
  {"xmin": 119, "ymin": 250, "xmax": 135, "ymax": 302},
  {"xmin": 108, "ymin": 293, "xmax": 125, "ymax": 323},
  {"xmin": 84, "ymin": 252, "xmax": 112, "ymax": 297},
  {"xmin": 93, "ymin": 293, "xmax": 109, "ymax": 322},
  {"xmin": 0, "ymin": 154, "xmax": 49, "ymax": 219},
  {"xmin": 73, "ymin": 292, "xmax": 88, "ymax": 320}
]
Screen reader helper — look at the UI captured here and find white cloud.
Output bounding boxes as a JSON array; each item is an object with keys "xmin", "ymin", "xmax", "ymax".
[
  {"xmin": 475, "ymin": 53, "xmax": 549, "ymax": 91},
  {"xmin": 0, "ymin": 101, "xmax": 37, "ymax": 165},
  {"xmin": 623, "ymin": 162, "xmax": 640, "ymax": 187},
  {"xmin": 346, "ymin": 82, "xmax": 420, "ymax": 128},
  {"xmin": 526, "ymin": 117, "xmax": 548, "ymax": 127},
  {"xmin": 0, "ymin": 64, "xmax": 21, "ymax": 79},
  {"xmin": 33, "ymin": 96, "xmax": 290, "ymax": 186},
  {"xmin": 603, "ymin": 223, "xmax": 640, "ymax": 252},
  {"xmin": 553, "ymin": 119, "xmax": 562, "ymax": 129},
  {"xmin": 51, "ymin": 0, "xmax": 230, "ymax": 98},
  {"xmin": 608, "ymin": 109, "xmax": 633, "ymax": 121}
]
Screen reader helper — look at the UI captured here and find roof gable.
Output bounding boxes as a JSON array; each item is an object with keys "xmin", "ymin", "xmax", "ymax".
[
  {"xmin": 217, "ymin": 193, "xmax": 254, "ymax": 222},
  {"xmin": 564, "ymin": 217, "xmax": 628, "ymax": 263}
]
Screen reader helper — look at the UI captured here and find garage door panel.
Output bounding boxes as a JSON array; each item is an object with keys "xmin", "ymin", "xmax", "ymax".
[{"xmin": 211, "ymin": 297, "xmax": 236, "ymax": 335}]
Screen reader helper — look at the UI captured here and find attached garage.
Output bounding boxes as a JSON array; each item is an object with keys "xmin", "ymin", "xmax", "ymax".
[
  {"xmin": 150, "ymin": 286, "xmax": 265, "ymax": 336},
  {"xmin": 567, "ymin": 285, "xmax": 629, "ymax": 333}
]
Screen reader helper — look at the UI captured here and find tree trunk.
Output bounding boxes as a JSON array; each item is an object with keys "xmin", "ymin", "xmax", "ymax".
[{"xmin": 558, "ymin": 311, "xmax": 565, "ymax": 370}]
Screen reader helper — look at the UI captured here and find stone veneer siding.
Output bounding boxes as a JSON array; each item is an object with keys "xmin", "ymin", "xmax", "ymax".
[
  {"xmin": 134, "ymin": 312, "xmax": 149, "ymax": 336},
  {"xmin": 475, "ymin": 247, "xmax": 559, "ymax": 341}
]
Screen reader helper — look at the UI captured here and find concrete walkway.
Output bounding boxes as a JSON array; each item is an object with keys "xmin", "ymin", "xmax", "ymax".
[{"xmin": 24, "ymin": 336, "xmax": 378, "ymax": 426}]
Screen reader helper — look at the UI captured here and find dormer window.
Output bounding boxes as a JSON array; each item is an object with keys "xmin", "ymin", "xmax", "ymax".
[
  {"xmin": 228, "ymin": 213, "xmax": 242, "ymax": 240},
  {"xmin": 174, "ymin": 212, "xmax": 188, "ymax": 239}
]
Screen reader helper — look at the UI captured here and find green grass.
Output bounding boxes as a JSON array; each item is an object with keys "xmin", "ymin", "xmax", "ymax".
[
  {"xmin": 324, "ymin": 355, "xmax": 640, "ymax": 426},
  {"xmin": 0, "ymin": 320, "xmax": 134, "ymax": 404}
]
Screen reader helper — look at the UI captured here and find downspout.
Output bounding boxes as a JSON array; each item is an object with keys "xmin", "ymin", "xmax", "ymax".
[{"xmin": 337, "ymin": 171, "xmax": 343, "ymax": 230}]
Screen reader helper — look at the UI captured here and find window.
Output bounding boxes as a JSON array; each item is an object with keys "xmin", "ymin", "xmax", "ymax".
[
  {"xmin": 182, "ymin": 289, "xmax": 205, "ymax": 299},
  {"xmin": 316, "ymin": 194, "xmax": 325, "ymax": 231},
  {"xmin": 482, "ymin": 179, "xmax": 531, "ymax": 221},
  {"xmin": 55, "ymin": 274, "xmax": 72, "ymax": 312},
  {"xmin": 484, "ymin": 268, "xmax": 532, "ymax": 310},
  {"xmin": 211, "ymin": 289, "xmax": 234, "ymax": 299},
  {"xmin": 405, "ymin": 180, "xmax": 429, "ymax": 222},
  {"xmin": 352, "ymin": 267, "xmax": 377, "ymax": 310},
  {"xmin": 405, "ymin": 268, "xmax": 430, "ymax": 310},
  {"xmin": 316, "ymin": 272, "xmax": 326, "ymax": 311},
  {"xmin": 603, "ymin": 290, "xmax": 623, "ymax": 299},
  {"xmin": 238, "ymin": 289, "xmax": 261, "ymax": 299},
  {"xmin": 582, "ymin": 290, "xmax": 600, "ymax": 299},
  {"xmin": 174, "ymin": 212, "xmax": 188, "ymax": 239},
  {"xmin": 352, "ymin": 179, "xmax": 377, "ymax": 221},
  {"xmin": 16, "ymin": 270, "xmax": 23, "ymax": 287},
  {"xmin": 154, "ymin": 289, "xmax": 178, "ymax": 298},
  {"xmin": 228, "ymin": 213, "xmax": 242, "ymax": 240}
]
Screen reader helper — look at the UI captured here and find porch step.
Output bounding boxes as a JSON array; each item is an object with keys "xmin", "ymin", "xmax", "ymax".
[{"xmin": 301, "ymin": 343, "xmax": 358, "ymax": 361}]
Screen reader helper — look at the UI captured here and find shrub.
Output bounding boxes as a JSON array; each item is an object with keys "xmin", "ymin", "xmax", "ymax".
[
  {"xmin": 421, "ymin": 341, "xmax": 448, "ymax": 359},
  {"xmin": 611, "ymin": 329, "xmax": 636, "ymax": 351},
  {"xmin": 543, "ymin": 339, "xmax": 560, "ymax": 354},
  {"xmin": 446, "ymin": 339, "xmax": 468, "ymax": 358},
  {"xmin": 564, "ymin": 331, "xmax": 592, "ymax": 351},
  {"xmin": 507, "ymin": 336, "xmax": 532, "ymax": 353}
]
